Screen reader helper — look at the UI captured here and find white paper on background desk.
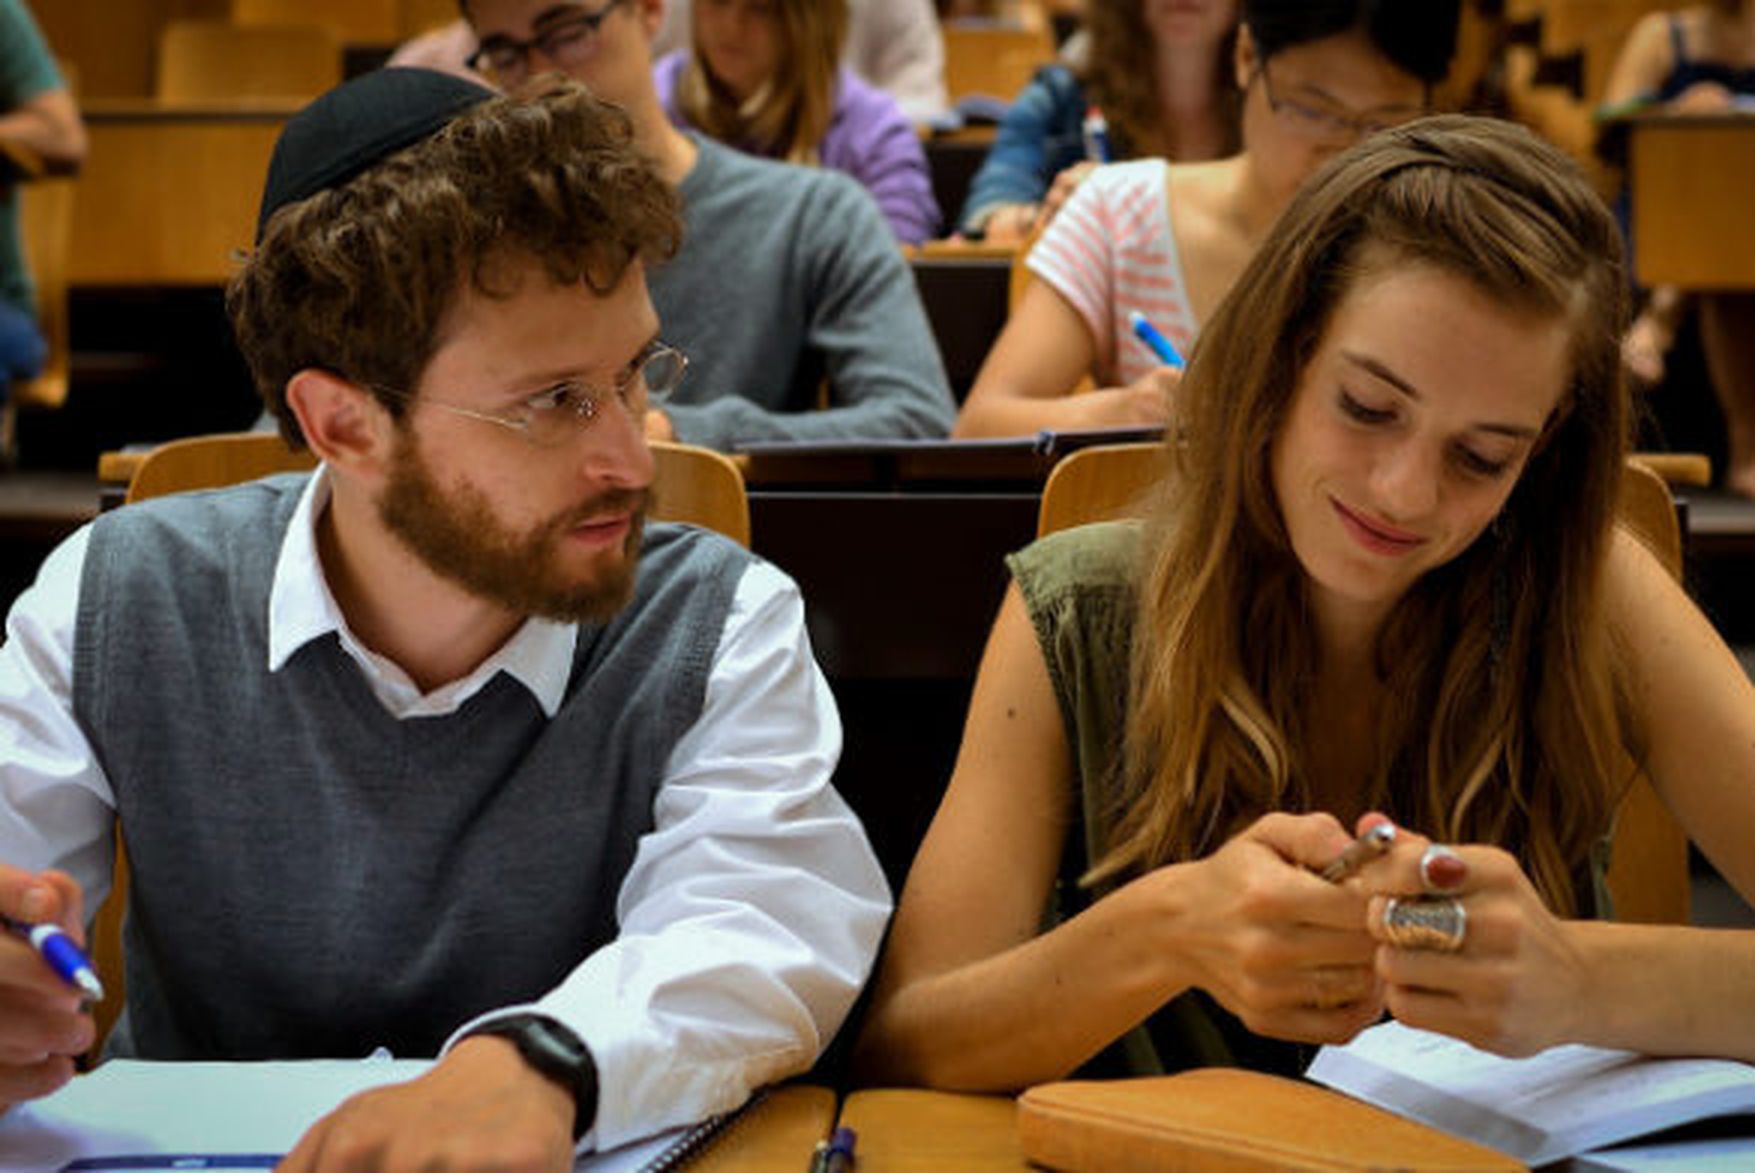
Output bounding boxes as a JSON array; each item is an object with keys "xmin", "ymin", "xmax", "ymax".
[
  {"xmin": 0, "ymin": 1059, "xmax": 685, "ymax": 1172},
  {"xmin": 1308, "ymin": 1021, "xmax": 1755, "ymax": 1166}
]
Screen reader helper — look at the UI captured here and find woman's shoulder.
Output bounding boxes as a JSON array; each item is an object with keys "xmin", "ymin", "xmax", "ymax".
[
  {"xmin": 1010, "ymin": 520, "xmax": 1145, "ymax": 604},
  {"xmin": 1056, "ymin": 158, "xmax": 1173, "ymax": 228},
  {"xmin": 829, "ymin": 67, "xmax": 918, "ymax": 140}
]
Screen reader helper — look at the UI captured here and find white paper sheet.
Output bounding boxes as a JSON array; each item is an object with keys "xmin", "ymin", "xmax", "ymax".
[
  {"xmin": 0, "ymin": 1060, "xmax": 687, "ymax": 1173},
  {"xmin": 1308, "ymin": 1021, "xmax": 1755, "ymax": 1166}
]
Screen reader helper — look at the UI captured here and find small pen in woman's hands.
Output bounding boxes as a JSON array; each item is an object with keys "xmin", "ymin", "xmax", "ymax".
[{"xmin": 1317, "ymin": 822, "xmax": 1396, "ymax": 883}]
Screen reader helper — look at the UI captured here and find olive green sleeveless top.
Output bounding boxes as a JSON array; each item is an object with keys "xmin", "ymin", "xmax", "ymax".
[{"xmin": 1007, "ymin": 520, "xmax": 1614, "ymax": 1078}]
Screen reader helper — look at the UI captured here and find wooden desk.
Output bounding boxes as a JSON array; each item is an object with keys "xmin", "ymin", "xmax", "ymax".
[
  {"xmin": 1629, "ymin": 114, "xmax": 1755, "ymax": 289},
  {"xmin": 72, "ymin": 100, "xmax": 292, "ymax": 287},
  {"xmin": 838, "ymin": 1090, "xmax": 1024, "ymax": 1171},
  {"xmin": 694, "ymin": 1085, "xmax": 838, "ymax": 1169}
]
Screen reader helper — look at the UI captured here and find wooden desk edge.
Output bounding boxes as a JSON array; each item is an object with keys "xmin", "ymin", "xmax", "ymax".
[{"xmin": 693, "ymin": 1084, "xmax": 836, "ymax": 1169}]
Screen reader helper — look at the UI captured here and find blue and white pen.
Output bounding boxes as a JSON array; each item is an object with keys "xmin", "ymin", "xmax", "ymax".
[
  {"xmin": 1127, "ymin": 310, "xmax": 1186, "ymax": 370},
  {"xmin": 4, "ymin": 917, "xmax": 104, "ymax": 1001},
  {"xmin": 1081, "ymin": 105, "xmax": 1113, "ymax": 163}
]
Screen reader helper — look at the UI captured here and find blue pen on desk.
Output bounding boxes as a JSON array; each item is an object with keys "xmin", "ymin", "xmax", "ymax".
[
  {"xmin": 1081, "ymin": 105, "xmax": 1112, "ymax": 163},
  {"xmin": 825, "ymin": 1126, "xmax": 856, "ymax": 1173},
  {"xmin": 4, "ymin": 917, "xmax": 104, "ymax": 1001},
  {"xmin": 1127, "ymin": 310, "xmax": 1186, "ymax": 370}
]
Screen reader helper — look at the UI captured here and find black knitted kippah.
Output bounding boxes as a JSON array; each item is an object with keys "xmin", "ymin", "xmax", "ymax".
[{"xmin": 255, "ymin": 67, "xmax": 495, "ymax": 241}]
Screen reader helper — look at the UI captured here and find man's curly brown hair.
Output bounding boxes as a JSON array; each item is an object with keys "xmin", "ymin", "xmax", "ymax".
[{"xmin": 228, "ymin": 79, "xmax": 682, "ymax": 448}]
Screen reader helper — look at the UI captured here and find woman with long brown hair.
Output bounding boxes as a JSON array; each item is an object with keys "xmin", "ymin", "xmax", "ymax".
[
  {"xmin": 654, "ymin": 0, "xmax": 940, "ymax": 243},
  {"xmin": 855, "ymin": 115, "xmax": 1755, "ymax": 1090},
  {"xmin": 957, "ymin": 0, "xmax": 1241, "ymax": 243}
]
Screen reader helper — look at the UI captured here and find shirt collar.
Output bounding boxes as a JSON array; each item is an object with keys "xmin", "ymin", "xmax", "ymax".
[{"xmin": 266, "ymin": 466, "xmax": 578, "ymax": 718}]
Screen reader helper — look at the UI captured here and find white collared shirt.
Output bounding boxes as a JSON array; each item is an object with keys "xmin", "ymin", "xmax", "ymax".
[{"xmin": 0, "ymin": 469, "xmax": 890, "ymax": 1150}]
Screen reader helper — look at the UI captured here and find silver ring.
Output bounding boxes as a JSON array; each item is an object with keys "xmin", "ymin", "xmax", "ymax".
[{"xmin": 1383, "ymin": 896, "xmax": 1466, "ymax": 952}]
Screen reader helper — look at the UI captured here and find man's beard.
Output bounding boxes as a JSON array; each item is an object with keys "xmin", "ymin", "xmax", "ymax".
[{"xmin": 378, "ymin": 434, "xmax": 648, "ymax": 624}]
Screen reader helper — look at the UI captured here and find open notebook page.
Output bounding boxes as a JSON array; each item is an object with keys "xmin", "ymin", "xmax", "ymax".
[
  {"xmin": 0, "ymin": 1059, "xmax": 688, "ymax": 1172},
  {"xmin": 1309, "ymin": 1020, "xmax": 1755, "ymax": 1166}
]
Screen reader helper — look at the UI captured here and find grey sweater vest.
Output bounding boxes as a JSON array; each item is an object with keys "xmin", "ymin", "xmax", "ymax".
[{"xmin": 73, "ymin": 475, "xmax": 750, "ymax": 1059}]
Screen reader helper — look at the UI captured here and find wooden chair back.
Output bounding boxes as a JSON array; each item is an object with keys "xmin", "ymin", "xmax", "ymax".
[
  {"xmin": 232, "ymin": 0, "xmax": 401, "ymax": 44},
  {"xmin": 1607, "ymin": 460, "xmax": 1691, "ymax": 924},
  {"xmin": 121, "ymin": 433, "xmax": 751, "ymax": 543},
  {"xmin": 651, "ymin": 439, "xmax": 752, "ymax": 547},
  {"xmin": 124, "ymin": 431, "xmax": 317, "ymax": 503},
  {"xmin": 156, "ymin": 20, "xmax": 341, "ymax": 106},
  {"xmin": 1034, "ymin": 445, "xmax": 1693, "ymax": 925},
  {"xmin": 943, "ymin": 21, "xmax": 1056, "ymax": 105},
  {"xmin": 1036, "ymin": 441, "xmax": 1163, "ymax": 537}
]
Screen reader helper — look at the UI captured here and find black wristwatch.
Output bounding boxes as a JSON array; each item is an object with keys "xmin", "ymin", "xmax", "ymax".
[{"xmin": 463, "ymin": 1013, "xmax": 598, "ymax": 1140}]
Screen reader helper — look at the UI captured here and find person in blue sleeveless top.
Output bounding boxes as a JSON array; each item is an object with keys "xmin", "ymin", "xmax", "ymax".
[
  {"xmin": 1600, "ymin": 0, "xmax": 1755, "ymax": 496},
  {"xmin": 0, "ymin": 69, "xmax": 888, "ymax": 1168}
]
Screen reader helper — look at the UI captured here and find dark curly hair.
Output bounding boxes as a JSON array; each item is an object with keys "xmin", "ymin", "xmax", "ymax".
[{"xmin": 228, "ymin": 79, "xmax": 682, "ymax": 447}]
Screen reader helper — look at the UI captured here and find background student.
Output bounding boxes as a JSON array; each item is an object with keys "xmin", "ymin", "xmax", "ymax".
[
  {"xmin": 1598, "ymin": 0, "xmax": 1755, "ymax": 497},
  {"xmin": 654, "ymin": 0, "xmax": 941, "ymax": 244},
  {"xmin": 0, "ymin": 0, "xmax": 83, "ymax": 417},
  {"xmin": 957, "ymin": 0, "xmax": 1241, "ymax": 243},
  {"xmin": 857, "ymin": 114, "xmax": 1755, "ymax": 1089},
  {"xmin": 0, "ymin": 70, "xmax": 889, "ymax": 1162},
  {"xmin": 654, "ymin": 0, "xmax": 948, "ymax": 123},
  {"xmin": 458, "ymin": 0, "xmax": 955, "ymax": 449},
  {"xmin": 951, "ymin": 0, "xmax": 1457, "ymax": 439}
]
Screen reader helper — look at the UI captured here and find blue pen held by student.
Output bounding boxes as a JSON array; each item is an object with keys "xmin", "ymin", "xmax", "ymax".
[
  {"xmin": 4, "ymin": 917, "xmax": 105, "ymax": 1001},
  {"xmin": 1081, "ymin": 105, "xmax": 1112, "ymax": 163},
  {"xmin": 1127, "ymin": 310, "xmax": 1186, "ymax": 370}
]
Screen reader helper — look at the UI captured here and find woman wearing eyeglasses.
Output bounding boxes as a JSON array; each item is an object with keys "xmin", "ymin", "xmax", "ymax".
[
  {"xmin": 652, "ymin": 0, "xmax": 941, "ymax": 245},
  {"xmin": 952, "ymin": 0, "xmax": 1457, "ymax": 439}
]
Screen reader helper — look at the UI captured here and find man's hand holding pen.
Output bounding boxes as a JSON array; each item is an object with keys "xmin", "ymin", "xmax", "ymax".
[{"xmin": 0, "ymin": 862, "xmax": 94, "ymax": 1108}]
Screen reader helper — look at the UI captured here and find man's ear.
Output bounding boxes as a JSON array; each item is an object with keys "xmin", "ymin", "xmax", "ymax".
[
  {"xmin": 285, "ymin": 369, "xmax": 398, "ymax": 483},
  {"xmin": 1235, "ymin": 23, "xmax": 1258, "ymax": 93}
]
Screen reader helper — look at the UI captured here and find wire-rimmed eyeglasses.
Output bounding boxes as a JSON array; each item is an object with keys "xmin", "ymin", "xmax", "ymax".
[
  {"xmin": 1256, "ymin": 61, "xmax": 1429, "ymax": 143},
  {"xmin": 467, "ymin": 0, "xmax": 627, "ymax": 86},
  {"xmin": 375, "ymin": 340, "xmax": 687, "ymax": 448}
]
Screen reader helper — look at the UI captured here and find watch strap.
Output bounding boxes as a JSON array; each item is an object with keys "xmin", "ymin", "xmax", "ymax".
[{"xmin": 463, "ymin": 1012, "xmax": 598, "ymax": 1141}]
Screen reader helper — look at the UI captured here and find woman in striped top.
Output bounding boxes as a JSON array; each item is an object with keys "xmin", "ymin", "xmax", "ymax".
[{"xmin": 953, "ymin": 0, "xmax": 1457, "ymax": 438}]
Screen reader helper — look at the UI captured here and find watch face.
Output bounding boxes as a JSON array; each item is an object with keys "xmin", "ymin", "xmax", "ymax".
[{"xmin": 471, "ymin": 1014, "xmax": 596, "ymax": 1139}]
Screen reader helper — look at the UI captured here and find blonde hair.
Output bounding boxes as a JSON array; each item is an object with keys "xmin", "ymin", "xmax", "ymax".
[
  {"xmin": 1095, "ymin": 116, "xmax": 1632, "ymax": 916},
  {"xmin": 678, "ymin": 0, "xmax": 849, "ymax": 164}
]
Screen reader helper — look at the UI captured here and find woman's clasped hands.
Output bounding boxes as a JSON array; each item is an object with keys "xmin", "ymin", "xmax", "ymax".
[
  {"xmin": 1169, "ymin": 812, "xmax": 1385, "ymax": 1044},
  {"xmin": 1185, "ymin": 812, "xmax": 1598, "ymax": 1059},
  {"xmin": 1347, "ymin": 815, "xmax": 1595, "ymax": 1059}
]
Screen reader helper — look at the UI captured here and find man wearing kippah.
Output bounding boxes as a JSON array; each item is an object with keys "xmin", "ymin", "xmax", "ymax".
[
  {"xmin": 453, "ymin": 0, "xmax": 957, "ymax": 450},
  {"xmin": 0, "ymin": 69, "xmax": 889, "ymax": 1166}
]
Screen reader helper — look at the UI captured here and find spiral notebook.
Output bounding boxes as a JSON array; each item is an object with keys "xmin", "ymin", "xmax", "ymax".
[
  {"xmin": 576, "ymin": 1091, "xmax": 765, "ymax": 1172},
  {"xmin": 0, "ymin": 1059, "xmax": 771, "ymax": 1173}
]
